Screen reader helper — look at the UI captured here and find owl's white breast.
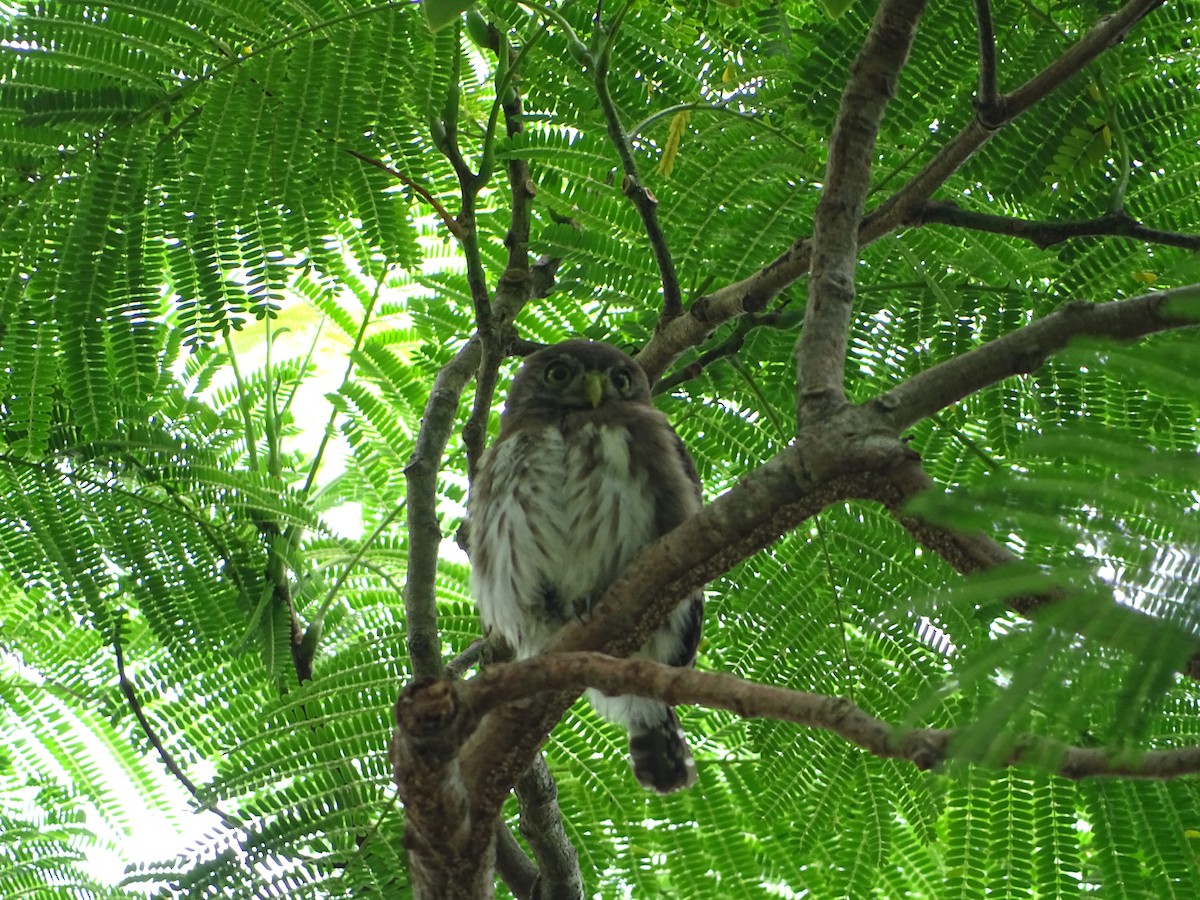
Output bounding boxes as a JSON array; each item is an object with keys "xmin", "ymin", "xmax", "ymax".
[{"xmin": 470, "ymin": 421, "xmax": 657, "ymax": 657}]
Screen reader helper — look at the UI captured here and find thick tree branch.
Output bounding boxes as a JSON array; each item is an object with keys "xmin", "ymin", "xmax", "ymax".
[
  {"xmin": 470, "ymin": 653, "xmax": 1200, "ymax": 780},
  {"xmin": 798, "ymin": 0, "xmax": 930, "ymax": 422},
  {"xmin": 390, "ymin": 677, "xmax": 490, "ymax": 899},
  {"xmin": 515, "ymin": 755, "xmax": 584, "ymax": 900},
  {"xmin": 876, "ymin": 285, "xmax": 1200, "ymax": 432},
  {"xmin": 494, "ymin": 821, "xmax": 539, "ymax": 900},
  {"xmin": 877, "ymin": 461, "xmax": 1051, "ymax": 610},
  {"xmin": 459, "ymin": 429, "xmax": 917, "ymax": 819},
  {"xmin": 913, "ymin": 201, "xmax": 1200, "ymax": 251}
]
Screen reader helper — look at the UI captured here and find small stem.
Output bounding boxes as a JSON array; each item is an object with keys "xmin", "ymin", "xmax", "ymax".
[{"xmin": 222, "ymin": 331, "xmax": 258, "ymax": 472}]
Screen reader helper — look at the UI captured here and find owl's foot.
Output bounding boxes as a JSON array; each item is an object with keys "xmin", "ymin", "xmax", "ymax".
[{"xmin": 572, "ymin": 592, "xmax": 596, "ymax": 622}]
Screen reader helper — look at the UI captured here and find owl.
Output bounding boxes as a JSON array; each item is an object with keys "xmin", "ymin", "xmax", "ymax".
[{"xmin": 467, "ymin": 339, "xmax": 703, "ymax": 793}]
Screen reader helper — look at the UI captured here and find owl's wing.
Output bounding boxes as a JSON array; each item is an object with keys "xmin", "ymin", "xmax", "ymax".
[{"xmin": 640, "ymin": 415, "xmax": 703, "ymax": 538}]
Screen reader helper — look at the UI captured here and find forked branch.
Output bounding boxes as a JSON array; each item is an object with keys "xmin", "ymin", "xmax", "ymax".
[{"xmin": 635, "ymin": 0, "xmax": 1169, "ymax": 384}]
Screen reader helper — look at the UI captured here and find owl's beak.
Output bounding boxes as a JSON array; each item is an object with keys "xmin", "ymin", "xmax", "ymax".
[{"xmin": 582, "ymin": 371, "xmax": 606, "ymax": 408}]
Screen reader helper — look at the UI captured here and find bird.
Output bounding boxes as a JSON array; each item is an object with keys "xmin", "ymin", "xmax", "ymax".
[{"xmin": 467, "ymin": 339, "xmax": 703, "ymax": 793}]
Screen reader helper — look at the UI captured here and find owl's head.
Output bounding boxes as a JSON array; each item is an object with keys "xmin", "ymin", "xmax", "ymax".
[{"xmin": 507, "ymin": 340, "xmax": 651, "ymax": 412}]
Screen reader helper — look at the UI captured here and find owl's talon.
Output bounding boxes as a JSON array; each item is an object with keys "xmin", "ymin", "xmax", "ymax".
[{"xmin": 573, "ymin": 593, "xmax": 595, "ymax": 622}]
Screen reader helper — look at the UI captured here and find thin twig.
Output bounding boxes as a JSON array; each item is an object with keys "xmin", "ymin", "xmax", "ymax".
[
  {"xmin": 592, "ymin": 6, "xmax": 683, "ymax": 321},
  {"xmin": 464, "ymin": 36, "xmax": 543, "ymax": 481},
  {"xmin": 651, "ymin": 310, "xmax": 790, "ymax": 396},
  {"xmin": 112, "ymin": 622, "xmax": 242, "ymax": 828},
  {"xmin": 446, "ymin": 638, "xmax": 486, "ymax": 679},
  {"xmin": 342, "ymin": 148, "xmax": 463, "ymax": 239}
]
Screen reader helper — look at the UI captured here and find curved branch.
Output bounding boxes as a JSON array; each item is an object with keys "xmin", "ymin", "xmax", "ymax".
[
  {"xmin": 341, "ymin": 148, "xmax": 463, "ymax": 240},
  {"xmin": 113, "ymin": 624, "xmax": 241, "ymax": 829},
  {"xmin": 495, "ymin": 820, "xmax": 539, "ymax": 900},
  {"xmin": 469, "ymin": 653, "xmax": 1200, "ymax": 780},
  {"xmin": 876, "ymin": 285, "xmax": 1200, "ymax": 432}
]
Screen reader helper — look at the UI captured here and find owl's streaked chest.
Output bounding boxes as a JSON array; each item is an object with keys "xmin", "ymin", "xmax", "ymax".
[{"xmin": 469, "ymin": 420, "xmax": 658, "ymax": 657}]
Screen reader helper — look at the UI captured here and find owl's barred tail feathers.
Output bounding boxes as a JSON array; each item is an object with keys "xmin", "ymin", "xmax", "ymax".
[{"xmin": 628, "ymin": 708, "xmax": 696, "ymax": 794}]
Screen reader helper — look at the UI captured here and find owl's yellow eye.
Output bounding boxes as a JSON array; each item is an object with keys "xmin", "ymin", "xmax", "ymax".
[
  {"xmin": 611, "ymin": 368, "xmax": 633, "ymax": 393},
  {"xmin": 543, "ymin": 360, "xmax": 573, "ymax": 385}
]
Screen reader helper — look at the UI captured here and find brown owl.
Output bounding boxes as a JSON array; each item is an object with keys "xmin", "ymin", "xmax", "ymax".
[{"xmin": 467, "ymin": 339, "xmax": 703, "ymax": 793}]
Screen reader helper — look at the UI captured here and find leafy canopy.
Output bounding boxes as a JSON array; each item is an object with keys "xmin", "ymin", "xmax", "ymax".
[{"xmin": 0, "ymin": 0, "xmax": 1198, "ymax": 897}]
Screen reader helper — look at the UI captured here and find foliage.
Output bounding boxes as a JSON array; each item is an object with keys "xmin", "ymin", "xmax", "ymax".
[{"xmin": 0, "ymin": 0, "xmax": 1198, "ymax": 896}]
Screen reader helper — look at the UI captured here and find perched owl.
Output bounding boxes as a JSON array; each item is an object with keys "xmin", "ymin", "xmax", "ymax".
[{"xmin": 467, "ymin": 340, "xmax": 703, "ymax": 793}]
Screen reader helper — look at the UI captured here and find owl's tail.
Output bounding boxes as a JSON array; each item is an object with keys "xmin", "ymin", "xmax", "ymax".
[{"xmin": 628, "ymin": 708, "xmax": 696, "ymax": 794}]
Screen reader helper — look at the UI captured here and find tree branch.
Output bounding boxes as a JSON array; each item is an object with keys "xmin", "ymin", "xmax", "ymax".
[
  {"xmin": 650, "ymin": 309, "xmax": 795, "ymax": 396},
  {"xmin": 874, "ymin": 459, "xmax": 1200, "ymax": 683},
  {"xmin": 494, "ymin": 820, "xmax": 539, "ymax": 900},
  {"xmin": 459, "ymin": 433, "xmax": 916, "ymax": 818},
  {"xmin": 462, "ymin": 43, "xmax": 541, "ymax": 481},
  {"xmin": 876, "ymin": 285, "xmax": 1200, "ymax": 432},
  {"xmin": 404, "ymin": 35, "xmax": 554, "ymax": 680},
  {"xmin": 515, "ymin": 755, "xmax": 584, "ymax": 900},
  {"xmin": 341, "ymin": 147, "xmax": 463, "ymax": 240},
  {"xmin": 113, "ymin": 621, "xmax": 241, "ymax": 829},
  {"xmin": 974, "ymin": 0, "xmax": 998, "ymax": 121},
  {"xmin": 635, "ymin": 237, "xmax": 811, "ymax": 383},
  {"xmin": 913, "ymin": 201, "xmax": 1200, "ymax": 251},
  {"xmin": 592, "ymin": 9, "xmax": 683, "ymax": 322},
  {"xmin": 402, "ymin": 340, "xmax": 482, "ymax": 678},
  {"xmin": 797, "ymin": 0, "xmax": 930, "ymax": 423},
  {"xmin": 634, "ymin": 0, "xmax": 1167, "ymax": 384},
  {"xmin": 469, "ymin": 653, "xmax": 1200, "ymax": 780},
  {"xmin": 865, "ymin": 0, "xmax": 1166, "ymax": 239}
]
